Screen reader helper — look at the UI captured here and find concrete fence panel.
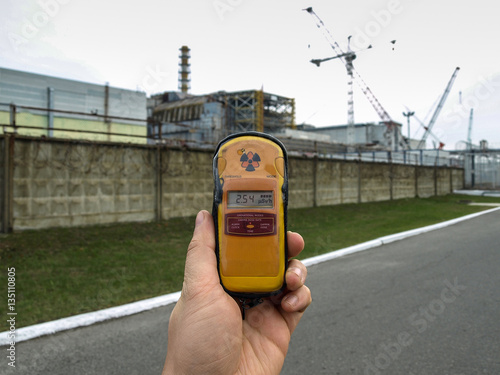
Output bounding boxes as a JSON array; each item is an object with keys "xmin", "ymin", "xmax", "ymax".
[
  {"xmin": 360, "ymin": 162, "xmax": 391, "ymax": 203},
  {"xmin": 0, "ymin": 135, "xmax": 465, "ymax": 232},
  {"xmin": 392, "ymin": 164, "xmax": 417, "ymax": 200},
  {"xmin": 339, "ymin": 162, "xmax": 360, "ymax": 204},
  {"xmin": 416, "ymin": 167, "xmax": 435, "ymax": 198},
  {"xmin": 9, "ymin": 138, "xmax": 156, "ymax": 230},
  {"xmin": 316, "ymin": 159, "xmax": 342, "ymax": 206},
  {"xmin": 161, "ymin": 148, "xmax": 213, "ymax": 219},
  {"xmin": 288, "ymin": 157, "xmax": 315, "ymax": 209}
]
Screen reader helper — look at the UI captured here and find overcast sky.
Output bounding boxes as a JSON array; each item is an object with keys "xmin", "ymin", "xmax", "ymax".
[{"xmin": 1, "ymin": 0, "xmax": 499, "ymax": 149}]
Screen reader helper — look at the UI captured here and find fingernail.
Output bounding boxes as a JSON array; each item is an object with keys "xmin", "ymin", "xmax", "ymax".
[
  {"xmin": 195, "ymin": 211, "xmax": 205, "ymax": 227},
  {"xmin": 283, "ymin": 294, "xmax": 298, "ymax": 308},
  {"xmin": 289, "ymin": 267, "xmax": 303, "ymax": 283}
]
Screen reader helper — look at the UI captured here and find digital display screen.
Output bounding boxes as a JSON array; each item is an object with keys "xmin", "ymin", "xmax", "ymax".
[{"xmin": 227, "ymin": 191, "xmax": 274, "ymax": 208}]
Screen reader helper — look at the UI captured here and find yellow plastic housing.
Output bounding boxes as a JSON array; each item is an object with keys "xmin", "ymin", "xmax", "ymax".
[{"xmin": 214, "ymin": 134, "xmax": 287, "ymax": 295}]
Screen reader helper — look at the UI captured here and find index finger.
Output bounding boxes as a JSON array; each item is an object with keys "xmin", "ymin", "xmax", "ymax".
[{"xmin": 287, "ymin": 231, "xmax": 305, "ymax": 259}]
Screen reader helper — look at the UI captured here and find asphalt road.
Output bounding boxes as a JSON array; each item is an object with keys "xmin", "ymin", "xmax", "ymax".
[{"xmin": 3, "ymin": 209, "xmax": 500, "ymax": 374}]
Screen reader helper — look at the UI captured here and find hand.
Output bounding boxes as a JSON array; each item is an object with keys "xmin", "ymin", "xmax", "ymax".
[{"xmin": 162, "ymin": 210, "xmax": 312, "ymax": 375}]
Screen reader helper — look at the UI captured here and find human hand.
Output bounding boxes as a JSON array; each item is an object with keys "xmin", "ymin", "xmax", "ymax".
[{"xmin": 162, "ymin": 210, "xmax": 311, "ymax": 375}]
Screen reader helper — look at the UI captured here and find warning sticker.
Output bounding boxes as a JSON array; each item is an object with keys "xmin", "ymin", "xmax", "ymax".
[{"xmin": 225, "ymin": 212, "xmax": 276, "ymax": 236}]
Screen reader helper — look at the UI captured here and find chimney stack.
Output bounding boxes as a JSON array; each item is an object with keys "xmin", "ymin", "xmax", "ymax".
[{"xmin": 178, "ymin": 45, "xmax": 191, "ymax": 93}]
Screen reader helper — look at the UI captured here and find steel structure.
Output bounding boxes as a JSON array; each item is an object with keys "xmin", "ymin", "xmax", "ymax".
[
  {"xmin": 149, "ymin": 90, "xmax": 295, "ymax": 145},
  {"xmin": 214, "ymin": 90, "xmax": 295, "ymax": 135},
  {"xmin": 452, "ymin": 148, "xmax": 500, "ymax": 189}
]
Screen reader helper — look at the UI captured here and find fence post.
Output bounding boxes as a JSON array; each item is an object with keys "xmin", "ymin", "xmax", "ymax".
[
  {"xmin": 155, "ymin": 143, "xmax": 163, "ymax": 222},
  {"xmin": 357, "ymin": 161, "xmax": 362, "ymax": 204},
  {"xmin": 9, "ymin": 104, "xmax": 17, "ymax": 134},
  {"xmin": 414, "ymin": 165, "xmax": 419, "ymax": 198},
  {"xmin": 339, "ymin": 160, "xmax": 344, "ymax": 204},
  {"xmin": 471, "ymin": 150, "xmax": 476, "ymax": 187},
  {"xmin": 449, "ymin": 167, "xmax": 453, "ymax": 193},
  {"xmin": 312, "ymin": 155, "xmax": 318, "ymax": 207},
  {"xmin": 1, "ymin": 136, "xmax": 6, "ymax": 233},
  {"xmin": 47, "ymin": 87, "xmax": 54, "ymax": 137},
  {"xmin": 389, "ymin": 157, "xmax": 394, "ymax": 201},
  {"xmin": 434, "ymin": 165, "xmax": 438, "ymax": 196},
  {"xmin": 2, "ymin": 134, "xmax": 14, "ymax": 233}
]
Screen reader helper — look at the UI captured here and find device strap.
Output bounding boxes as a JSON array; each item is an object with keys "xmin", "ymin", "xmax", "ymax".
[{"xmin": 238, "ymin": 297, "xmax": 264, "ymax": 319}]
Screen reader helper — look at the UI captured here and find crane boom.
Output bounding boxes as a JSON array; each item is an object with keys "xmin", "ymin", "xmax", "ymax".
[
  {"xmin": 304, "ymin": 7, "xmax": 347, "ymax": 64},
  {"xmin": 417, "ymin": 67, "xmax": 460, "ymax": 149},
  {"xmin": 410, "ymin": 111, "xmax": 445, "ymax": 149}
]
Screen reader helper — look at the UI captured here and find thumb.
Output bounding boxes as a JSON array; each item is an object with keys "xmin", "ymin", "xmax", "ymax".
[{"xmin": 181, "ymin": 210, "xmax": 220, "ymax": 299}]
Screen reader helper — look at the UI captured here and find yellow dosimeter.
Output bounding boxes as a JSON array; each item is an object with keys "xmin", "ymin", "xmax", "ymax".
[{"xmin": 213, "ymin": 132, "xmax": 288, "ymax": 299}]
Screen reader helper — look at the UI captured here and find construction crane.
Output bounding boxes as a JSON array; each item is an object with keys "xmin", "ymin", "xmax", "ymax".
[
  {"xmin": 409, "ymin": 111, "xmax": 445, "ymax": 150},
  {"xmin": 416, "ymin": 67, "xmax": 460, "ymax": 149},
  {"xmin": 304, "ymin": 7, "xmax": 405, "ymax": 150},
  {"xmin": 309, "ymin": 36, "xmax": 371, "ymax": 128},
  {"xmin": 467, "ymin": 108, "xmax": 474, "ymax": 150}
]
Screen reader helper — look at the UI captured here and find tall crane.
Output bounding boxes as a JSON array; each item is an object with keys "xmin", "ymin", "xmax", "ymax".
[
  {"xmin": 304, "ymin": 7, "xmax": 404, "ymax": 150},
  {"xmin": 310, "ymin": 36, "xmax": 369, "ymax": 127},
  {"xmin": 416, "ymin": 67, "xmax": 460, "ymax": 149}
]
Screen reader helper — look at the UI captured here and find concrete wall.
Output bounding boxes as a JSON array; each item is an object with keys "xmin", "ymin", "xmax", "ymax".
[
  {"xmin": 294, "ymin": 158, "xmax": 464, "ymax": 208},
  {"xmin": 0, "ymin": 136, "xmax": 5, "ymax": 232},
  {"xmin": 10, "ymin": 138, "xmax": 156, "ymax": 229},
  {"xmin": 161, "ymin": 149, "xmax": 213, "ymax": 219},
  {"xmin": 0, "ymin": 135, "xmax": 465, "ymax": 232}
]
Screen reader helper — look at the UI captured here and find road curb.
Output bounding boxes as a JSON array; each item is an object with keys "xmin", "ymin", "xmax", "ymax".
[{"xmin": 2, "ymin": 206, "xmax": 500, "ymax": 345}]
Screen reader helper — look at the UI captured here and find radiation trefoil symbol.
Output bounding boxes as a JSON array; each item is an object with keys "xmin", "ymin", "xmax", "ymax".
[{"xmin": 240, "ymin": 151, "xmax": 261, "ymax": 172}]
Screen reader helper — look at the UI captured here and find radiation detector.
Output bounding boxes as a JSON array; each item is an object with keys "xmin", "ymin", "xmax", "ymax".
[{"xmin": 212, "ymin": 132, "xmax": 289, "ymax": 300}]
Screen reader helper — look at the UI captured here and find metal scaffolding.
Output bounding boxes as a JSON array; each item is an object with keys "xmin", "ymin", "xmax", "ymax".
[
  {"xmin": 458, "ymin": 149, "xmax": 500, "ymax": 189},
  {"xmin": 214, "ymin": 90, "xmax": 295, "ymax": 135}
]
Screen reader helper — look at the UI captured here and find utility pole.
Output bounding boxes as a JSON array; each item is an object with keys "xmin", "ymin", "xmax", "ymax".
[{"xmin": 402, "ymin": 110, "xmax": 414, "ymax": 139}]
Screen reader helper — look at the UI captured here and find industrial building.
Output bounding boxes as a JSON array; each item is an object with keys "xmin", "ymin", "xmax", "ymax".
[
  {"xmin": 148, "ymin": 89, "xmax": 296, "ymax": 147},
  {"xmin": 0, "ymin": 43, "xmax": 433, "ymax": 153},
  {"xmin": 302, "ymin": 122, "xmax": 418, "ymax": 150},
  {"xmin": 0, "ymin": 65, "xmax": 419, "ymax": 153},
  {"xmin": 0, "ymin": 67, "xmax": 147, "ymax": 143}
]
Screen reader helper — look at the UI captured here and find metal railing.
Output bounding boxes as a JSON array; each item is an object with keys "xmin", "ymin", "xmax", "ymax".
[{"xmin": 1, "ymin": 103, "xmax": 468, "ymax": 168}]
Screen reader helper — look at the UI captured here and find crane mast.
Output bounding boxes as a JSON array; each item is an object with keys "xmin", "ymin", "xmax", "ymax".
[{"xmin": 467, "ymin": 108, "xmax": 473, "ymax": 150}]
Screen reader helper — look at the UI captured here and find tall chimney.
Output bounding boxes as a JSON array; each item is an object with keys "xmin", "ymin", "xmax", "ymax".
[{"xmin": 178, "ymin": 45, "xmax": 191, "ymax": 93}]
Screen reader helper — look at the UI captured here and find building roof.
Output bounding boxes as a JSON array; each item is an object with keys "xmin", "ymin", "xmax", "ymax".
[{"xmin": 153, "ymin": 95, "xmax": 209, "ymax": 112}]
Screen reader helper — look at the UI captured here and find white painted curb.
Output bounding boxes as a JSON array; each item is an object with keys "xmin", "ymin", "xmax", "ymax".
[
  {"xmin": 2, "ymin": 206, "xmax": 499, "ymax": 346},
  {"xmin": 0, "ymin": 292, "xmax": 180, "ymax": 346},
  {"xmin": 302, "ymin": 206, "xmax": 500, "ymax": 266}
]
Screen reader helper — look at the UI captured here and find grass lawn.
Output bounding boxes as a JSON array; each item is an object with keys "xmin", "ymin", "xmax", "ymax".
[{"xmin": 1, "ymin": 193, "xmax": 499, "ymax": 330}]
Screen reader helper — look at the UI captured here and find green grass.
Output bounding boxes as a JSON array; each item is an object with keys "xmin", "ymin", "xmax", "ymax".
[
  {"xmin": 288, "ymin": 194, "xmax": 500, "ymax": 258},
  {"xmin": 1, "ymin": 194, "xmax": 499, "ymax": 330}
]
